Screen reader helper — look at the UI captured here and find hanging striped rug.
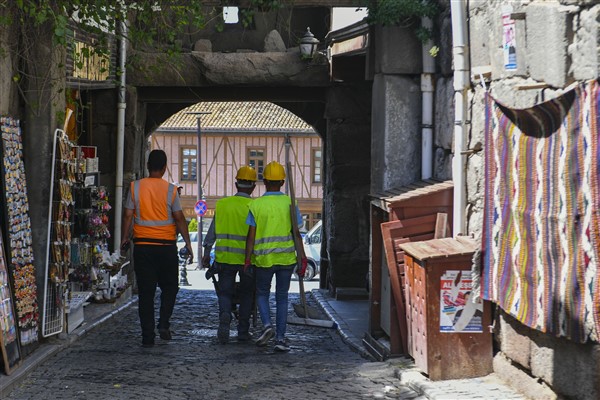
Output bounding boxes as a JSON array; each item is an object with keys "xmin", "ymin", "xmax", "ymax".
[{"xmin": 482, "ymin": 79, "xmax": 600, "ymax": 343}]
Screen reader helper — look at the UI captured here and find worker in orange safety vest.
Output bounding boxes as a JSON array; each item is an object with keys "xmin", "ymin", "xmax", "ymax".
[{"xmin": 121, "ymin": 149, "xmax": 193, "ymax": 347}]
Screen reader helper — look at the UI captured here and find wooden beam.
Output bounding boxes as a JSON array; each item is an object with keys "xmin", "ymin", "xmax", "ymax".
[
  {"xmin": 200, "ymin": 0, "xmax": 368, "ymax": 6},
  {"xmin": 434, "ymin": 213, "xmax": 448, "ymax": 239}
]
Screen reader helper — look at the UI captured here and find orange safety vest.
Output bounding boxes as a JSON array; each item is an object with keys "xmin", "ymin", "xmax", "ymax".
[{"xmin": 131, "ymin": 178, "xmax": 177, "ymax": 245}]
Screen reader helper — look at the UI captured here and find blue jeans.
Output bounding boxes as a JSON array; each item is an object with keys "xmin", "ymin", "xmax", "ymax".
[
  {"xmin": 216, "ymin": 263, "xmax": 254, "ymax": 335},
  {"xmin": 255, "ymin": 265, "xmax": 294, "ymax": 341}
]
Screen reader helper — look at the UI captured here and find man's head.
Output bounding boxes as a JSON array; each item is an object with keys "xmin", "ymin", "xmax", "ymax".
[
  {"xmin": 235, "ymin": 165, "xmax": 257, "ymax": 194},
  {"xmin": 147, "ymin": 150, "xmax": 167, "ymax": 174},
  {"xmin": 263, "ymin": 161, "xmax": 285, "ymax": 191}
]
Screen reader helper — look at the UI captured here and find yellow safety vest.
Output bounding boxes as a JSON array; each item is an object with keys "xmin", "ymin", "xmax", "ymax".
[
  {"xmin": 249, "ymin": 195, "xmax": 296, "ymax": 267},
  {"xmin": 215, "ymin": 195, "xmax": 252, "ymax": 265}
]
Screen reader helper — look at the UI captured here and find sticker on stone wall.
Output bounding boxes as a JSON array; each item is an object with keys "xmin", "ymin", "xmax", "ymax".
[{"xmin": 502, "ymin": 5, "xmax": 517, "ymax": 71}]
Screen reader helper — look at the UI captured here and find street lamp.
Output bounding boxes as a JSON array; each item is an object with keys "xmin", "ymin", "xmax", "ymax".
[
  {"xmin": 299, "ymin": 27, "xmax": 320, "ymax": 59},
  {"xmin": 185, "ymin": 111, "xmax": 211, "ymax": 266}
]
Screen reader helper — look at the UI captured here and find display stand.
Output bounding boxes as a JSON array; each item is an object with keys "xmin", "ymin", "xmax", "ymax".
[
  {"xmin": 0, "ymin": 230, "xmax": 20, "ymax": 374},
  {"xmin": 0, "ymin": 117, "xmax": 38, "ymax": 350},
  {"xmin": 42, "ymin": 129, "xmax": 75, "ymax": 337}
]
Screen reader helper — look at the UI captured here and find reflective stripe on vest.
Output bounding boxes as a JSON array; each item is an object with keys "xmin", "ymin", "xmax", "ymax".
[
  {"xmin": 214, "ymin": 196, "xmax": 252, "ymax": 265},
  {"xmin": 133, "ymin": 180, "xmax": 175, "ymax": 226},
  {"xmin": 249, "ymin": 195, "xmax": 296, "ymax": 267},
  {"xmin": 131, "ymin": 179, "xmax": 177, "ymax": 244}
]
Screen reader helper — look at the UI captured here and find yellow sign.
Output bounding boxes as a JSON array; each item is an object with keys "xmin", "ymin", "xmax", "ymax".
[{"xmin": 73, "ymin": 41, "xmax": 110, "ymax": 81}]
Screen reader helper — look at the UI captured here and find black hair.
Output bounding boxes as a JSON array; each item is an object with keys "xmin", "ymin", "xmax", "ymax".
[{"xmin": 147, "ymin": 149, "xmax": 167, "ymax": 172}]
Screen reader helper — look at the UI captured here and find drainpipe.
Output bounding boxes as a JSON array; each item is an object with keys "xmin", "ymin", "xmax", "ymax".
[
  {"xmin": 450, "ymin": 0, "xmax": 469, "ymax": 236},
  {"xmin": 114, "ymin": 19, "xmax": 127, "ymax": 251},
  {"xmin": 421, "ymin": 16, "xmax": 435, "ymax": 180}
]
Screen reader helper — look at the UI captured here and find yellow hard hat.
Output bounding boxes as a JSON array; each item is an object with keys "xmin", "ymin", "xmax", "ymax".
[
  {"xmin": 263, "ymin": 161, "xmax": 285, "ymax": 181},
  {"xmin": 236, "ymin": 165, "xmax": 257, "ymax": 181}
]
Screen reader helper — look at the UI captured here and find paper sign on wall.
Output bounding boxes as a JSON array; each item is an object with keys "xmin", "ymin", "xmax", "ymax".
[
  {"xmin": 440, "ymin": 270, "xmax": 483, "ymax": 333},
  {"xmin": 502, "ymin": 5, "xmax": 517, "ymax": 71}
]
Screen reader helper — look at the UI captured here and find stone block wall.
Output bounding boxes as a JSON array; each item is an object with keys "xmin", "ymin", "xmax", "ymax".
[
  {"xmin": 371, "ymin": 75, "xmax": 421, "ymax": 193},
  {"xmin": 324, "ymin": 83, "xmax": 372, "ymax": 289},
  {"xmin": 467, "ymin": 1, "xmax": 600, "ymax": 398}
]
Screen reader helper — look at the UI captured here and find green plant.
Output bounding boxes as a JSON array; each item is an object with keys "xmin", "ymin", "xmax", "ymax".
[
  {"xmin": 366, "ymin": 0, "xmax": 439, "ymax": 42},
  {"xmin": 239, "ymin": 0, "xmax": 284, "ymax": 28},
  {"xmin": 0, "ymin": 1, "xmax": 213, "ymax": 114},
  {"xmin": 188, "ymin": 218, "xmax": 198, "ymax": 233}
]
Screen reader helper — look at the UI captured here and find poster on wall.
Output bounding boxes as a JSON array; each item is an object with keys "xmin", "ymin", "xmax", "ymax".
[
  {"xmin": 0, "ymin": 228, "xmax": 21, "ymax": 374},
  {"xmin": 0, "ymin": 117, "xmax": 39, "ymax": 347},
  {"xmin": 502, "ymin": 5, "xmax": 517, "ymax": 71},
  {"xmin": 440, "ymin": 270, "xmax": 484, "ymax": 333}
]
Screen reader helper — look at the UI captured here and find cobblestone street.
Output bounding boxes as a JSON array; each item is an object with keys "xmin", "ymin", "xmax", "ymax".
[{"xmin": 6, "ymin": 289, "xmax": 422, "ymax": 400}]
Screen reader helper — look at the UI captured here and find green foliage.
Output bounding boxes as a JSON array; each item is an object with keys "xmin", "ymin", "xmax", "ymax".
[
  {"xmin": 188, "ymin": 218, "xmax": 198, "ymax": 233},
  {"xmin": 0, "ymin": 1, "xmax": 211, "ymax": 62},
  {"xmin": 0, "ymin": 0, "xmax": 214, "ymax": 114},
  {"xmin": 239, "ymin": 0, "xmax": 284, "ymax": 28},
  {"xmin": 367, "ymin": 0, "xmax": 439, "ymax": 42}
]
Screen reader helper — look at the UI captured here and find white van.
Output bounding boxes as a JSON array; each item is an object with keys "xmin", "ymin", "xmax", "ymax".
[{"xmin": 299, "ymin": 220, "xmax": 322, "ymax": 281}]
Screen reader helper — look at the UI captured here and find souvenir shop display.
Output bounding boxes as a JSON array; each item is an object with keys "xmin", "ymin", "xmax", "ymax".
[
  {"xmin": 0, "ymin": 230, "xmax": 20, "ymax": 374},
  {"xmin": 44, "ymin": 133, "xmax": 127, "ymax": 336},
  {"xmin": 42, "ymin": 129, "xmax": 76, "ymax": 337},
  {"xmin": 0, "ymin": 117, "xmax": 38, "ymax": 347},
  {"xmin": 71, "ymin": 147, "xmax": 127, "ymax": 304}
]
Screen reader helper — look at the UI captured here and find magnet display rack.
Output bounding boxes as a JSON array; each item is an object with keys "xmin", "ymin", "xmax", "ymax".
[
  {"xmin": 0, "ymin": 117, "xmax": 39, "ymax": 354},
  {"xmin": 42, "ymin": 129, "xmax": 75, "ymax": 338},
  {"xmin": 0, "ymin": 119, "xmax": 21, "ymax": 374},
  {"xmin": 0, "ymin": 222, "xmax": 20, "ymax": 374}
]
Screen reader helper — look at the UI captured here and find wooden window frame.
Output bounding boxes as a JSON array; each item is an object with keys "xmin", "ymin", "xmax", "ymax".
[
  {"xmin": 246, "ymin": 147, "xmax": 266, "ymax": 183},
  {"xmin": 311, "ymin": 147, "xmax": 322, "ymax": 184},
  {"xmin": 180, "ymin": 145, "xmax": 197, "ymax": 182}
]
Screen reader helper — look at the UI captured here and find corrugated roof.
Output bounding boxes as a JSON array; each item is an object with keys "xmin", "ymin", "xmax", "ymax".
[{"xmin": 156, "ymin": 102, "xmax": 316, "ymax": 133}]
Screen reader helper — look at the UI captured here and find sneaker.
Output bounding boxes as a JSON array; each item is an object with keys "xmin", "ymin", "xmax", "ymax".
[
  {"xmin": 142, "ymin": 340, "xmax": 155, "ymax": 348},
  {"xmin": 274, "ymin": 340, "xmax": 290, "ymax": 352},
  {"xmin": 237, "ymin": 332, "xmax": 252, "ymax": 342},
  {"xmin": 217, "ymin": 313, "xmax": 230, "ymax": 344},
  {"xmin": 255, "ymin": 326, "xmax": 274, "ymax": 347},
  {"xmin": 158, "ymin": 329, "xmax": 172, "ymax": 341}
]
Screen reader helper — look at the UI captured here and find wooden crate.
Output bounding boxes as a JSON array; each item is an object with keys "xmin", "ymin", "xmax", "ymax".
[{"xmin": 401, "ymin": 237, "xmax": 493, "ymax": 381}]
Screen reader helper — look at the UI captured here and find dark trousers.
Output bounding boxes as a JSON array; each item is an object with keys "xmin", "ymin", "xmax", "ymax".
[
  {"xmin": 217, "ymin": 264, "xmax": 254, "ymax": 335},
  {"xmin": 134, "ymin": 244, "xmax": 179, "ymax": 342}
]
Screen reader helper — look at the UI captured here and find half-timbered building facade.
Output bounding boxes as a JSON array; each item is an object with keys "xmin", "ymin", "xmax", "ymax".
[{"xmin": 152, "ymin": 101, "xmax": 323, "ymax": 231}]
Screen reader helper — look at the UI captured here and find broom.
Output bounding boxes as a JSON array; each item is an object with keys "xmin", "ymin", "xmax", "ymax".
[{"xmin": 285, "ymin": 161, "xmax": 336, "ymax": 329}]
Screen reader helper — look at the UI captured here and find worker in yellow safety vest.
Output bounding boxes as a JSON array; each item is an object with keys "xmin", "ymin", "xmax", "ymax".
[
  {"xmin": 202, "ymin": 166, "xmax": 257, "ymax": 344},
  {"xmin": 121, "ymin": 150, "xmax": 193, "ymax": 348},
  {"xmin": 244, "ymin": 161, "xmax": 306, "ymax": 352}
]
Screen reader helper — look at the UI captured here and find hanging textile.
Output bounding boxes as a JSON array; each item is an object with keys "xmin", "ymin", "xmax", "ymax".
[
  {"xmin": 0, "ymin": 117, "xmax": 39, "ymax": 346},
  {"xmin": 482, "ymin": 80, "xmax": 600, "ymax": 343}
]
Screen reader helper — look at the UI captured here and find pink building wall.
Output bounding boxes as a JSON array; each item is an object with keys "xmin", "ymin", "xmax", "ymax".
[{"xmin": 151, "ymin": 131, "xmax": 323, "ymax": 223}]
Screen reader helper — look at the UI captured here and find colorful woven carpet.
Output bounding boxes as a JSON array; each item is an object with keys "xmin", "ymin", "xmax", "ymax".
[{"xmin": 482, "ymin": 80, "xmax": 600, "ymax": 343}]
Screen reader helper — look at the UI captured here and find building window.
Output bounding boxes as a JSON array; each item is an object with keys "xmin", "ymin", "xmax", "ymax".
[
  {"xmin": 310, "ymin": 212, "xmax": 321, "ymax": 229},
  {"xmin": 247, "ymin": 147, "xmax": 265, "ymax": 181},
  {"xmin": 302, "ymin": 212, "xmax": 321, "ymax": 231},
  {"xmin": 180, "ymin": 146, "xmax": 197, "ymax": 181},
  {"xmin": 312, "ymin": 148, "xmax": 322, "ymax": 183}
]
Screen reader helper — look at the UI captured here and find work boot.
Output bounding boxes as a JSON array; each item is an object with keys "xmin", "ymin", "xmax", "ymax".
[
  {"xmin": 237, "ymin": 331, "xmax": 252, "ymax": 342},
  {"xmin": 217, "ymin": 312, "xmax": 230, "ymax": 344},
  {"xmin": 158, "ymin": 329, "xmax": 173, "ymax": 341}
]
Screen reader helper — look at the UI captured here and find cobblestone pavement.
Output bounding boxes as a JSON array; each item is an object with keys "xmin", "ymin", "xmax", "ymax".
[{"xmin": 6, "ymin": 289, "xmax": 424, "ymax": 400}]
